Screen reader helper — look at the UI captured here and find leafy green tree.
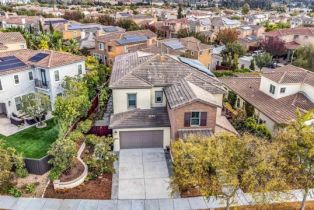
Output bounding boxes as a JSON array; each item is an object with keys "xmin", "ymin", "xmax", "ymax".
[
  {"xmin": 274, "ymin": 110, "xmax": 314, "ymax": 210},
  {"xmin": 48, "ymin": 138, "xmax": 77, "ymax": 180},
  {"xmin": 64, "ymin": 39, "xmax": 80, "ymax": 54},
  {"xmin": 293, "ymin": 44, "xmax": 314, "ymax": 71},
  {"xmin": 254, "ymin": 52, "xmax": 272, "ymax": 71},
  {"xmin": 54, "ymin": 77, "xmax": 90, "ymax": 134},
  {"xmin": 49, "ymin": 22, "xmax": 54, "ymax": 33},
  {"xmin": 20, "ymin": 93, "xmax": 51, "ymax": 127},
  {"xmin": 39, "ymin": 20, "xmax": 44, "ymax": 33},
  {"xmin": 249, "ymin": 59, "xmax": 255, "ymax": 70},
  {"xmin": 171, "ymin": 133, "xmax": 287, "ymax": 210},
  {"xmin": 98, "ymin": 15, "xmax": 116, "ymax": 25},
  {"xmin": 242, "ymin": 3, "xmax": 250, "ymax": 14},
  {"xmin": 116, "ymin": 19, "xmax": 140, "ymax": 31}
]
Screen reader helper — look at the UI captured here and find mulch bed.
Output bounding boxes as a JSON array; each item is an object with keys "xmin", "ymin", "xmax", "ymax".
[
  {"xmin": 59, "ymin": 159, "xmax": 85, "ymax": 182},
  {"xmin": 44, "ymin": 173, "xmax": 112, "ymax": 199},
  {"xmin": 216, "ymin": 201, "xmax": 314, "ymax": 210},
  {"xmin": 181, "ymin": 188, "xmax": 202, "ymax": 198}
]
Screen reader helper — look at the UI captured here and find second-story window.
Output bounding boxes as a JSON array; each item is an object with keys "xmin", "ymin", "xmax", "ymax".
[
  {"xmin": 269, "ymin": 84, "xmax": 276, "ymax": 94},
  {"xmin": 155, "ymin": 91, "xmax": 163, "ymax": 103},
  {"xmin": 280, "ymin": 87, "xmax": 286, "ymax": 93},
  {"xmin": 99, "ymin": 43, "xmax": 105, "ymax": 51},
  {"xmin": 0, "ymin": 79, "xmax": 2, "ymax": 91},
  {"xmin": 78, "ymin": 64, "xmax": 82, "ymax": 75},
  {"xmin": 28, "ymin": 72, "xmax": 33, "ymax": 81},
  {"xmin": 14, "ymin": 75, "xmax": 19, "ymax": 84},
  {"xmin": 127, "ymin": 93, "xmax": 136, "ymax": 109},
  {"xmin": 190, "ymin": 112, "xmax": 201, "ymax": 126},
  {"xmin": 54, "ymin": 70, "xmax": 60, "ymax": 82}
]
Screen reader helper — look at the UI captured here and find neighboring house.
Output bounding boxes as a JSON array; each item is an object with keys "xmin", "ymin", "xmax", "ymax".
[
  {"xmin": 141, "ymin": 37, "xmax": 212, "ymax": 68},
  {"xmin": 108, "ymin": 51, "xmax": 236, "ymax": 151},
  {"xmin": 0, "ymin": 32, "xmax": 27, "ymax": 52},
  {"xmin": 221, "ymin": 65, "xmax": 314, "ymax": 132},
  {"xmin": 92, "ymin": 30, "xmax": 157, "ymax": 66},
  {"xmin": 0, "ymin": 15, "xmax": 43, "ymax": 30},
  {"xmin": 237, "ymin": 25, "xmax": 265, "ymax": 51},
  {"xmin": 264, "ymin": 27, "xmax": 314, "ymax": 60},
  {"xmin": 290, "ymin": 16, "xmax": 314, "ymax": 28},
  {"xmin": 0, "ymin": 49, "xmax": 85, "ymax": 118},
  {"xmin": 131, "ymin": 14, "xmax": 157, "ymax": 27},
  {"xmin": 211, "ymin": 17, "xmax": 241, "ymax": 31},
  {"xmin": 155, "ymin": 18, "xmax": 189, "ymax": 38},
  {"xmin": 244, "ymin": 14, "xmax": 269, "ymax": 25}
]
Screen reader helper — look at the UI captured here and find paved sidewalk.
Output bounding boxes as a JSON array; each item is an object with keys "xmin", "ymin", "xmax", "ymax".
[{"xmin": 1, "ymin": 189, "xmax": 314, "ymax": 210}]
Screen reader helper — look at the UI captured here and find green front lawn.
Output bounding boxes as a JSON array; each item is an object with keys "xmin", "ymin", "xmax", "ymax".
[{"xmin": 0, "ymin": 119, "xmax": 59, "ymax": 159}]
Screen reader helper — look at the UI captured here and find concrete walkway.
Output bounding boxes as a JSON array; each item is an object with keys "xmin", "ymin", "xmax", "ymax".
[
  {"xmin": 118, "ymin": 149, "xmax": 171, "ymax": 199},
  {"xmin": 1, "ymin": 189, "xmax": 314, "ymax": 210}
]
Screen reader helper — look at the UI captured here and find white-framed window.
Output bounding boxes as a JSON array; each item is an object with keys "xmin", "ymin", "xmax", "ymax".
[
  {"xmin": 78, "ymin": 64, "xmax": 82, "ymax": 75},
  {"xmin": 99, "ymin": 43, "xmax": 105, "ymax": 50},
  {"xmin": 54, "ymin": 70, "xmax": 59, "ymax": 82},
  {"xmin": 0, "ymin": 79, "xmax": 2, "ymax": 91},
  {"xmin": 127, "ymin": 93, "xmax": 137, "ymax": 109},
  {"xmin": 280, "ymin": 87, "xmax": 286, "ymax": 93},
  {"xmin": 20, "ymin": 44, "xmax": 25, "ymax": 49},
  {"xmin": 28, "ymin": 71, "xmax": 33, "ymax": 80},
  {"xmin": 15, "ymin": 96, "xmax": 22, "ymax": 111},
  {"xmin": 190, "ymin": 112, "xmax": 201, "ymax": 126},
  {"xmin": 269, "ymin": 84, "xmax": 276, "ymax": 94},
  {"xmin": 155, "ymin": 91, "xmax": 163, "ymax": 103},
  {"xmin": 14, "ymin": 75, "xmax": 19, "ymax": 84}
]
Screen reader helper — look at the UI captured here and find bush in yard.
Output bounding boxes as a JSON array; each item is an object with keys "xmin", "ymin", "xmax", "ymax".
[
  {"xmin": 86, "ymin": 134, "xmax": 103, "ymax": 146},
  {"xmin": 0, "ymin": 142, "xmax": 28, "ymax": 192},
  {"xmin": 48, "ymin": 138, "xmax": 77, "ymax": 180},
  {"xmin": 86, "ymin": 136, "xmax": 116, "ymax": 176},
  {"xmin": 77, "ymin": 119, "xmax": 93, "ymax": 134},
  {"xmin": 67, "ymin": 130, "xmax": 84, "ymax": 142},
  {"xmin": 8, "ymin": 187, "xmax": 22, "ymax": 197},
  {"xmin": 25, "ymin": 183, "xmax": 36, "ymax": 194}
]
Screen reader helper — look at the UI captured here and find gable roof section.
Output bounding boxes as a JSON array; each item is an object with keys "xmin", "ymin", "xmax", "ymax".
[
  {"xmin": 164, "ymin": 79, "xmax": 220, "ymax": 109},
  {"xmin": 263, "ymin": 65, "xmax": 314, "ymax": 86},
  {"xmin": 221, "ymin": 76, "xmax": 314, "ymax": 124},
  {"xmin": 266, "ymin": 27, "xmax": 314, "ymax": 38},
  {"xmin": 0, "ymin": 32, "xmax": 26, "ymax": 44}
]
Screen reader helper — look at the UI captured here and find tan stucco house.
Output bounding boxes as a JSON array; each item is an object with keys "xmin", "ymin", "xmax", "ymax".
[
  {"xmin": 0, "ymin": 32, "xmax": 27, "ymax": 52},
  {"xmin": 109, "ymin": 51, "xmax": 236, "ymax": 151}
]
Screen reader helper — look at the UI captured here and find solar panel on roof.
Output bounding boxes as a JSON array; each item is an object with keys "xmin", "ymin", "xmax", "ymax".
[
  {"xmin": 116, "ymin": 35, "xmax": 148, "ymax": 45},
  {"xmin": 164, "ymin": 40, "xmax": 185, "ymax": 50},
  {"xmin": 178, "ymin": 56, "xmax": 215, "ymax": 77},
  {"xmin": 0, "ymin": 56, "xmax": 27, "ymax": 72},
  {"xmin": 28, "ymin": 53, "xmax": 49, "ymax": 62}
]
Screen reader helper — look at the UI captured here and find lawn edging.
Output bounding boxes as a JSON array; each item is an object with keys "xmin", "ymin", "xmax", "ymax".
[{"xmin": 53, "ymin": 142, "xmax": 88, "ymax": 190}]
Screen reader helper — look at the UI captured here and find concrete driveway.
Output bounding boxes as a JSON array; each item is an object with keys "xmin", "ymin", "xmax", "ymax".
[{"xmin": 118, "ymin": 148, "xmax": 171, "ymax": 199}]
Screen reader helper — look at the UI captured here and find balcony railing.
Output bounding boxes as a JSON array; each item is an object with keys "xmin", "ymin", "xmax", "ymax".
[{"xmin": 35, "ymin": 79, "xmax": 49, "ymax": 90}]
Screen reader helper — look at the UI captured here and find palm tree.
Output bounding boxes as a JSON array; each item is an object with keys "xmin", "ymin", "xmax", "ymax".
[{"xmin": 64, "ymin": 39, "xmax": 80, "ymax": 55}]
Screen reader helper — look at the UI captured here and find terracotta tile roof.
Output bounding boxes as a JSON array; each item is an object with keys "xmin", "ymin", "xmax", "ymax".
[
  {"xmin": 266, "ymin": 27, "xmax": 314, "ymax": 38},
  {"xmin": 0, "ymin": 32, "xmax": 26, "ymax": 44},
  {"xmin": 262, "ymin": 65, "xmax": 314, "ymax": 86},
  {"xmin": 1, "ymin": 16, "xmax": 42, "ymax": 25},
  {"xmin": 109, "ymin": 107, "xmax": 170, "ymax": 129},
  {"xmin": 0, "ymin": 49, "xmax": 85, "ymax": 76},
  {"xmin": 221, "ymin": 76, "xmax": 314, "ymax": 124},
  {"xmin": 96, "ymin": 29, "xmax": 157, "ymax": 44},
  {"xmin": 180, "ymin": 37, "xmax": 211, "ymax": 51}
]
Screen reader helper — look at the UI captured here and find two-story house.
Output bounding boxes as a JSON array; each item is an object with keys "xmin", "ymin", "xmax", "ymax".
[
  {"xmin": 140, "ymin": 37, "xmax": 213, "ymax": 68},
  {"xmin": 92, "ymin": 30, "xmax": 157, "ymax": 66},
  {"xmin": 0, "ymin": 49, "xmax": 85, "ymax": 119},
  {"xmin": 221, "ymin": 65, "xmax": 314, "ymax": 132},
  {"xmin": 0, "ymin": 32, "xmax": 27, "ymax": 52},
  {"xmin": 108, "ymin": 51, "xmax": 237, "ymax": 151}
]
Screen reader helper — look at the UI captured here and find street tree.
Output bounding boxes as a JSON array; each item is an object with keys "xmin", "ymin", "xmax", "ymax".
[
  {"xmin": 177, "ymin": 4, "xmax": 183, "ymax": 19},
  {"xmin": 261, "ymin": 37, "xmax": 286, "ymax": 57},
  {"xmin": 274, "ymin": 110, "xmax": 314, "ymax": 210},
  {"xmin": 254, "ymin": 52, "xmax": 272, "ymax": 71},
  {"xmin": 242, "ymin": 3, "xmax": 250, "ymax": 15},
  {"xmin": 293, "ymin": 44, "xmax": 314, "ymax": 71},
  {"xmin": 20, "ymin": 93, "xmax": 51, "ymax": 127},
  {"xmin": 116, "ymin": 19, "xmax": 139, "ymax": 31},
  {"xmin": 171, "ymin": 133, "xmax": 287, "ymax": 210}
]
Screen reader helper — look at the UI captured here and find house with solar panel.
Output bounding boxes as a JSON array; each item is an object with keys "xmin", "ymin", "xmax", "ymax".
[
  {"xmin": 0, "ymin": 49, "xmax": 85, "ymax": 125},
  {"xmin": 140, "ymin": 37, "xmax": 212, "ymax": 69},
  {"xmin": 92, "ymin": 30, "xmax": 157, "ymax": 66},
  {"xmin": 108, "ymin": 51, "xmax": 237, "ymax": 150}
]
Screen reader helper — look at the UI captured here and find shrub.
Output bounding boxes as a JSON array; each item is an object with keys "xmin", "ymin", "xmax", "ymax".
[
  {"xmin": 15, "ymin": 168, "xmax": 29, "ymax": 178},
  {"xmin": 48, "ymin": 168, "xmax": 62, "ymax": 181},
  {"xmin": 67, "ymin": 130, "xmax": 84, "ymax": 142},
  {"xmin": 25, "ymin": 183, "xmax": 36, "ymax": 194},
  {"xmin": 77, "ymin": 119, "xmax": 93, "ymax": 134},
  {"xmin": 86, "ymin": 134, "xmax": 102, "ymax": 146},
  {"xmin": 8, "ymin": 187, "xmax": 22, "ymax": 197}
]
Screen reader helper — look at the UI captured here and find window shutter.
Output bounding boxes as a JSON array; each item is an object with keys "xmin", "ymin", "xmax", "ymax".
[
  {"xmin": 184, "ymin": 112, "xmax": 191, "ymax": 127},
  {"xmin": 200, "ymin": 112, "xmax": 207, "ymax": 126}
]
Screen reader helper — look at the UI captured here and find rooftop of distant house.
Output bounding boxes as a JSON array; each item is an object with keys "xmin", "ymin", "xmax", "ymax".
[{"xmin": 265, "ymin": 27, "xmax": 314, "ymax": 37}]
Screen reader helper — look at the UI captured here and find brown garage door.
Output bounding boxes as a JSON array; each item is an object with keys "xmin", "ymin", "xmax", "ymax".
[{"xmin": 119, "ymin": 130, "xmax": 163, "ymax": 149}]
